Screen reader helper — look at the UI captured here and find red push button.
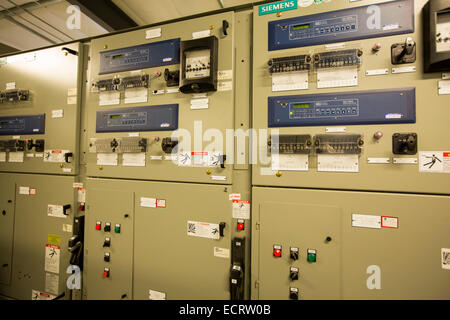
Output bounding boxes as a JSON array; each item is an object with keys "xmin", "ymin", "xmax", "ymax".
[
  {"xmin": 237, "ymin": 219, "xmax": 245, "ymax": 231},
  {"xmin": 95, "ymin": 221, "xmax": 101, "ymax": 231},
  {"xmin": 273, "ymin": 245, "xmax": 282, "ymax": 258},
  {"xmin": 103, "ymin": 268, "xmax": 110, "ymax": 278}
]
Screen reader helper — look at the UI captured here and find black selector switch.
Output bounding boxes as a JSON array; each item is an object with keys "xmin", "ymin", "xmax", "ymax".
[
  {"xmin": 391, "ymin": 37, "xmax": 416, "ymax": 64},
  {"xmin": 289, "ymin": 287, "xmax": 299, "ymax": 300},
  {"xmin": 161, "ymin": 137, "xmax": 178, "ymax": 154},
  {"xmin": 104, "ymin": 222, "xmax": 111, "ymax": 232},
  {"xmin": 103, "ymin": 237, "xmax": 111, "ymax": 248},
  {"xmin": 392, "ymin": 133, "xmax": 418, "ymax": 155},
  {"xmin": 104, "ymin": 252, "xmax": 110, "ymax": 262},
  {"xmin": 290, "ymin": 267, "xmax": 299, "ymax": 281},
  {"xmin": 290, "ymin": 247, "xmax": 299, "ymax": 261}
]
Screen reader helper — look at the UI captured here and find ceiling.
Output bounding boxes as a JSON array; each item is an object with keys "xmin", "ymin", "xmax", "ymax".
[{"xmin": 0, "ymin": 0, "xmax": 259, "ymax": 55}]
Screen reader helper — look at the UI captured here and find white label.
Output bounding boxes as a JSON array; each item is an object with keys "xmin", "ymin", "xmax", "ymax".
[
  {"xmin": 187, "ymin": 221, "xmax": 220, "ymax": 240},
  {"xmin": 326, "ymin": 126, "xmax": 346, "ymax": 133},
  {"xmin": 45, "ymin": 244, "xmax": 60, "ymax": 274},
  {"xmin": 367, "ymin": 157, "xmax": 390, "ymax": 164},
  {"xmin": 12, "ymin": 136, "xmax": 20, "ymax": 139},
  {"xmin": 45, "ymin": 273, "xmax": 59, "ymax": 295},
  {"xmin": 150, "ymin": 155, "xmax": 163, "ymax": 161},
  {"xmin": 366, "ymin": 69, "xmax": 389, "ymax": 76},
  {"xmin": 26, "ymin": 153, "xmax": 35, "ymax": 158},
  {"xmin": 385, "ymin": 113, "xmax": 402, "ymax": 119},
  {"xmin": 352, "ymin": 214, "xmax": 381, "ymax": 229},
  {"xmin": 166, "ymin": 88, "xmax": 180, "ymax": 94},
  {"xmin": 392, "ymin": 66, "xmax": 416, "ymax": 74},
  {"xmin": 128, "ymin": 132, "xmax": 139, "ymax": 137},
  {"xmin": 298, "ymin": 0, "xmax": 314, "ymax": 7},
  {"xmin": 6, "ymin": 82, "xmax": 16, "ymax": 90},
  {"xmin": 218, "ymin": 81, "xmax": 233, "ymax": 92},
  {"xmin": 164, "ymin": 155, "xmax": 177, "ymax": 161},
  {"xmin": 382, "ymin": 23, "xmax": 399, "ymax": 31},
  {"xmin": 47, "ymin": 205, "xmax": 66, "ymax": 219},
  {"xmin": 232, "ymin": 200, "xmax": 250, "ymax": 220},
  {"xmin": 44, "ymin": 150, "xmax": 69, "ymax": 163},
  {"xmin": 149, "ymin": 290, "xmax": 166, "ymax": 300},
  {"xmin": 67, "ymin": 96, "xmax": 77, "ymax": 105},
  {"xmin": 272, "ymin": 154, "xmax": 308, "ymax": 171},
  {"xmin": 9, "ymin": 152, "xmax": 24, "ymax": 163},
  {"xmin": 442, "ymin": 249, "xmax": 450, "ymax": 270},
  {"xmin": 443, "ymin": 73, "xmax": 450, "ymax": 80},
  {"xmin": 218, "ymin": 70, "xmax": 233, "ymax": 80},
  {"xmin": 99, "ymin": 92, "xmax": 120, "ymax": 106},
  {"xmin": 122, "ymin": 153, "xmax": 146, "ymax": 167},
  {"xmin": 438, "ymin": 80, "xmax": 450, "ymax": 95},
  {"xmin": 67, "ymin": 88, "xmax": 77, "ymax": 96},
  {"xmin": 19, "ymin": 186, "xmax": 30, "ymax": 195},
  {"xmin": 0, "ymin": 152, "xmax": 6, "ymax": 162},
  {"xmin": 192, "ymin": 30, "xmax": 211, "ymax": 39},
  {"xmin": 73, "ymin": 183, "xmax": 84, "ymax": 188},
  {"xmin": 152, "ymin": 89, "xmax": 164, "ymax": 95},
  {"xmin": 393, "ymin": 158, "xmax": 417, "ymax": 164},
  {"xmin": 318, "ymin": 154, "xmax": 359, "ymax": 172},
  {"xmin": 419, "ymin": 151, "xmax": 450, "ymax": 173},
  {"xmin": 272, "ymin": 72, "xmax": 308, "ymax": 92},
  {"xmin": 145, "ymin": 28, "xmax": 162, "ymax": 39},
  {"xmin": 229, "ymin": 193, "xmax": 241, "ymax": 201},
  {"xmin": 78, "ymin": 188, "xmax": 86, "ymax": 203},
  {"xmin": 52, "ymin": 109, "xmax": 64, "ymax": 119},
  {"xmin": 62, "ymin": 168, "xmax": 72, "ymax": 173},
  {"xmin": 62, "ymin": 224, "xmax": 73, "ymax": 233},
  {"xmin": 32, "ymin": 290, "xmax": 55, "ymax": 301},
  {"xmin": 211, "ymin": 176, "xmax": 227, "ymax": 181},
  {"xmin": 190, "ymin": 98, "xmax": 209, "ymax": 110},
  {"xmin": 97, "ymin": 153, "xmax": 118, "ymax": 166},
  {"xmin": 140, "ymin": 197, "xmax": 156, "ymax": 208},
  {"xmin": 381, "ymin": 216, "xmax": 399, "ymax": 229},
  {"xmin": 35, "ymin": 153, "xmax": 44, "ymax": 158},
  {"xmin": 124, "ymin": 88, "xmax": 148, "ymax": 104},
  {"xmin": 325, "ymin": 42, "xmax": 346, "ymax": 50},
  {"xmin": 214, "ymin": 247, "xmax": 230, "ymax": 259},
  {"xmin": 317, "ymin": 67, "xmax": 358, "ymax": 88}
]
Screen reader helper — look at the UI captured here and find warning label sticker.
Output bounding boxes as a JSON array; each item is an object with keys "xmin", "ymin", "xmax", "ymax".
[
  {"xmin": 442, "ymin": 249, "xmax": 450, "ymax": 270},
  {"xmin": 381, "ymin": 216, "xmax": 399, "ymax": 229},
  {"xmin": 45, "ymin": 244, "xmax": 60, "ymax": 274},
  {"xmin": 187, "ymin": 221, "xmax": 220, "ymax": 240},
  {"xmin": 32, "ymin": 290, "xmax": 55, "ymax": 300},
  {"xmin": 419, "ymin": 151, "xmax": 450, "ymax": 173},
  {"xmin": 232, "ymin": 200, "xmax": 250, "ymax": 220}
]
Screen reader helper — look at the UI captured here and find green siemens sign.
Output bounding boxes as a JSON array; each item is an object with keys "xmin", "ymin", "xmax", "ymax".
[{"xmin": 259, "ymin": 0, "xmax": 298, "ymax": 16}]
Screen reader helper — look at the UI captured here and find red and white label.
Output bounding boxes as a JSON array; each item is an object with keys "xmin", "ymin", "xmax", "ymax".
[
  {"xmin": 381, "ymin": 216, "xmax": 399, "ymax": 229},
  {"xmin": 156, "ymin": 199, "xmax": 166, "ymax": 208}
]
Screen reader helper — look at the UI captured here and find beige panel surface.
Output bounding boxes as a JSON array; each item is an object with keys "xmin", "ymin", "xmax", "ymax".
[{"xmin": 252, "ymin": 187, "xmax": 450, "ymax": 300}]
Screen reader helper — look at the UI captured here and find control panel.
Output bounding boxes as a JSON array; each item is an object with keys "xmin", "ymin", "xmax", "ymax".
[
  {"xmin": 95, "ymin": 105, "xmax": 178, "ymax": 133},
  {"xmin": 85, "ymin": 11, "xmax": 239, "ymax": 184},
  {"xmin": 268, "ymin": 0, "xmax": 414, "ymax": 51},
  {"xmin": 268, "ymin": 88, "xmax": 416, "ymax": 127},
  {"xmin": 0, "ymin": 43, "xmax": 82, "ymax": 175},
  {"xmin": 99, "ymin": 39, "xmax": 180, "ymax": 75}
]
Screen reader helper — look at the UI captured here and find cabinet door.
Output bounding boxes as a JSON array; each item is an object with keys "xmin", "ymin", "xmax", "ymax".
[{"xmin": 0, "ymin": 174, "xmax": 15, "ymax": 286}]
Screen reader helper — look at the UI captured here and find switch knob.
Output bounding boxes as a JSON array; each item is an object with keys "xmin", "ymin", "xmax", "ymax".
[
  {"xmin": 103, "ymin": 238, "xmax": 111, "ymax": 248},
  {"xmin": 290, "ymin": 267, "xmax": 299, "ymax": 281},
  {"xmin": 104, "ymin": 253, "xmax": 110, "ymax": 262},
  {"xmin": 290, "ymin": 247, "xmax": 299, "ymax": 261},
  {"xmin": 104, "ymin": 223, "xmax": 111, "ymax": 232},
  {"xmin": 289, "ymin": 287, "xmax": 299, "ymax": 300}
]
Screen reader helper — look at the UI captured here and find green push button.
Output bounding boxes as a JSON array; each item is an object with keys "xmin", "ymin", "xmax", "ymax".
[
  {"xmin": 114, "ymin": 224, "xmax": 121, "ymax": 233},
  {"xmin": 307, "ymin": 249, "xmax": 317, "ymax": 263}
]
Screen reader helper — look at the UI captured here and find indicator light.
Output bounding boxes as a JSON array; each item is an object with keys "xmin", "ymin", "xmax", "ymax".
[
  {"xmin": 115, "ymin": 224, "xmax": 121, "ymax": 234},
  {"xmin": 307, "ymin": 249, "xmax": 317, "ymax": 263},
  {"xmin": 95, "ymin": 221, "xmax": 101, "ymax": 231},
  {"xmin": 237, "ymin": 220, "xmax": 244, "ymax": 231},
  {"xmin": 273, "ymin": 245, "xmax": 282, "ymax": 258}
]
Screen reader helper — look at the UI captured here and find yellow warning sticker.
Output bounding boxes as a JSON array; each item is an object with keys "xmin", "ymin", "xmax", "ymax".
[{"xmin": 47, "ymin": 234, "xmax": 61, "ymax": 246}]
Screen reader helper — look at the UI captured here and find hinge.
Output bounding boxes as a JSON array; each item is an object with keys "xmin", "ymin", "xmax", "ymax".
[
  {"xmin": 255, "ymin": 222, "xmax": 260, "ymax": 230},
  {"xmin": 255, "ymin": 280, "xmax": 260, "ymax": 289}
]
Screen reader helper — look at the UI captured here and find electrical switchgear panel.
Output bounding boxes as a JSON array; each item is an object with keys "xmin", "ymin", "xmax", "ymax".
[
  {"xmin": 95, "ymin": 105, "xmax": 178, "ymax": 133},
  {"xmin": 0, "ymin": 43, "xmax": 82, "ymax": 175},
  {"xmin": 99, "ymin": 39, "xmax": 180, "ymax": 75},
  {"xmin": 268, "ymin": 88, "xmax": 416, "ymax": 127},
  {"xmin": 268, "ymin": 0, "xmax": 414, "ymax": 51},
  {"xmin": 86, "ymin": 11, "xmax": 240, "ymax": 184}
]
